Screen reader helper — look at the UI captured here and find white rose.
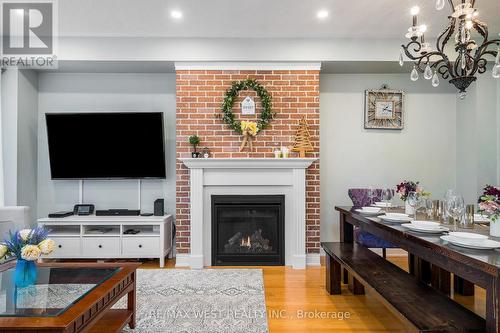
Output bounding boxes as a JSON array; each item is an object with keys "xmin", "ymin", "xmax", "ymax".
[
  {"xmin": 21, "ymin": 245, "xmax": 41, "ymax": 261},
  {"xmin": 19, "ymin": 229, "xmax": 32, "ymax": 242},
  {"xmin": 38, "ymin": 239, "xmax": 55, "ymax": 255},
  {"xmin": 0, "ymin": 244, "xmax": 8, "ymax": 259}
]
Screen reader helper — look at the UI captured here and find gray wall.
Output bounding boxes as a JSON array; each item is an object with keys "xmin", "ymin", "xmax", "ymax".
[
  {"xmin": 37, "ymin": 73, "xmax": 176, "ymax": 218},
  {"xmin": 1, "ymin": 70, "xmax": 19, "ymax": 206},
  {"xmin": 1, "ymin": 69, "xmax": 39, "ymax": 219},
  {"xmin": 320, "ymin": 74, "xmax": 458, "ymax": 242},
  {"xmin": 456, "ymin": 75, "xmax": 499, "ymax": 203},
  {"xmin": 17, "ymin": 70, "xmax": 39, "ymax": 218}
]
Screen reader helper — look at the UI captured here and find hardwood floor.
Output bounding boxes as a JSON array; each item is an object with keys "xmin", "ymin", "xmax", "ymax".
[{"xmin": 140, "ymin": 254, "xmax": 486, "ymax": 333}]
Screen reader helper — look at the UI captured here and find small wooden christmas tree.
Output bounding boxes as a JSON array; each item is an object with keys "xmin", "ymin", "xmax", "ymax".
[{"xmin": 292, "ymin": 117, "xmax": 314, "ymax": 157}]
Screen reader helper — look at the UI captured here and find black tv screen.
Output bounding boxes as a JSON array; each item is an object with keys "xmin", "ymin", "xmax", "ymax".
[{"xmin": 46, "ymin": 112, "xmax": 166, "ymax": 179}]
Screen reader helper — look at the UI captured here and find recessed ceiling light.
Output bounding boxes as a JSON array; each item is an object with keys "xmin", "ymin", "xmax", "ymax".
[
  {"xmin": 171, "ymin": 10, "xmax": 183, "ymax": 19},
  {"xmin": 317, "ymin": 10, "xmax": 329, "ymax": 19}
]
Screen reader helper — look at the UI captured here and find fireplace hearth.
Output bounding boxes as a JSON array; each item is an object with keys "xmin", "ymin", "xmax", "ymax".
[{"xmin": 211, "ymin": 195, "xmax": 285, "ymax": 266}]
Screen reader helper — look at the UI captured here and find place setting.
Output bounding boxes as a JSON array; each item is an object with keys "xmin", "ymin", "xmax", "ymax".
[
  {"xmin": 379, "ymin": 212, "xmax": 413, "ymax": 224},
  {"xmin": 440, "ymin": 232, "xmax": 500, "ymax": 250},
  {"xmin": 401, "ymin": 220, "xmax": 449, "ymax": 234},
  {"xmin": 354, "ymin": 206, "xmax": 385, "ymax": 216}
]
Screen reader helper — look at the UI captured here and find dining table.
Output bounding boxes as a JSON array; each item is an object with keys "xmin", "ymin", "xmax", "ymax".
[{"xmin": 336, "ymin": 205, "xmax": 500, "ymax": 333}]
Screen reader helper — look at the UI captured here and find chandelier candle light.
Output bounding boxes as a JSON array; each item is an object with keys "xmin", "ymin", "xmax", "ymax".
[{"xmin": 400, "ymin": 0, "xmax": 500, "ymax": 99}]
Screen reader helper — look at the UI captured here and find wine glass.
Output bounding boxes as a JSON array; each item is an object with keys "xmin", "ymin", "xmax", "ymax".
[
  {"xmin": 381, "ymin": 188, "xmax": 393, "ymax": 210},
  {"xmin": 442, "ymin": 189, "xmax": 456, "ymax": 225},
  {"xmin": 423, "ymin": 198, "xmax": 434, "ymax": 220},
  {"xmin": 407, "ymin": 191, "xmax": 422, "ymax": 220},
  {"xmin": 446, "ymin": 195, "xmax": 465, "ymax": 231},
  {"xmin": 367, "ymin": 186, "xmax": 375, "ymax": 205}
]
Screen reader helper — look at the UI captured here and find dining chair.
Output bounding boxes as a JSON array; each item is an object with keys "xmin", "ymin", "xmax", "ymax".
[{"xmin": 348, "ymin": 188, "xmax": 397, "ymax": 258}]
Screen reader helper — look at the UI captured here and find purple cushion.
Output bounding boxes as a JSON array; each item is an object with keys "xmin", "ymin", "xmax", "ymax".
[{"xmin": 348, "ymin": 188, "xmax": 397, "ymax": 249}]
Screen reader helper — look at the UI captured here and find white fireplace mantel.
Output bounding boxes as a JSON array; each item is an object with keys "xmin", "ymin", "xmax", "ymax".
[{"xmin": 177, "ymin": 158, "xmax": 317, "ymax": 269}]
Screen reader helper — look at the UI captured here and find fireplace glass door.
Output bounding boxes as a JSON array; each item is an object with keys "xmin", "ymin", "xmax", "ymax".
[{"xmin": 211, "ymin": 195, "xmax": 284, "ymax": 266}]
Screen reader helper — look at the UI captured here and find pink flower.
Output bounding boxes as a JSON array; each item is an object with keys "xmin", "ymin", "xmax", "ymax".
[{"xmin": 479, "ymin": 201, "xmax": 500, "ymax": 215}]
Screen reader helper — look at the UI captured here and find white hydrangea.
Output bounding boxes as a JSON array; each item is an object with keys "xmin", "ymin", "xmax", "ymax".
[
  {"xmin": 0, "ymin": 244, "xmax": 8, "ymax": 259},
  {"xmin": 21, "ymin": 245, "xmax": 41, "ymax": 261},
  {"xmin": 19, "ymin": 229, "xmax": 33, "ymax": 242},
  {"xmin": 38, "ymin": 239, "xmax": 55, "ymax": 255}
]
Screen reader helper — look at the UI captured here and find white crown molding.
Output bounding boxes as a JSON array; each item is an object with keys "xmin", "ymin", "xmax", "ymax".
[
  {"xmin": 179, "ymin": 158, "xmax": 317, "ymax": 169},
  {"xmin": 174, "ymin": 62, "xmax": 321, "ymax": 71}
]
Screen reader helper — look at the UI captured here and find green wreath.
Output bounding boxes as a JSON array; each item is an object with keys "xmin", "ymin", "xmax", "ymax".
[{"xmin": 221, "ymin": 79, "xmax": 274, "ymax": 135}]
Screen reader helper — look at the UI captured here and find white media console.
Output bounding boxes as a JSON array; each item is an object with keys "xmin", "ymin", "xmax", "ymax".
[{"xmin": 37, "ymin": 215, "xmax": 173, "ymax": 267}]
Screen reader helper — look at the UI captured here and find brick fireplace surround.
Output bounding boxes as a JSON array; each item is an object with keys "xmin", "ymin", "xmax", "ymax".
[{"xmin": 175, "ymin": 63, "xmax": 320, "ymax": 265}]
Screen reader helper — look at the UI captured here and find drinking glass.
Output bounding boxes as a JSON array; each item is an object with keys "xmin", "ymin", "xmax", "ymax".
[
  {"xmin": 407, "ymin": 191, "xmax": 422, "ymax": 220},
  {"xmin": 446, "ymin": 195, "xmax": 465, "ymax": 231}
]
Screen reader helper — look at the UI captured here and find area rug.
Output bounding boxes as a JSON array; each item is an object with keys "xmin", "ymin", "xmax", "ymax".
[{"xmin": 116, "ymin": 269, "xmax": 269, "ymax": 333}]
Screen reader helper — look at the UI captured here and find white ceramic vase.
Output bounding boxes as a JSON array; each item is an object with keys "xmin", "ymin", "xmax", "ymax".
[
  {"xmin": 405, "ymin": 201, "xmax": 414, "ymax": 215},
  {"xmin": 490, "ymin": 220, "xmax": 500, "ymax": 237}
]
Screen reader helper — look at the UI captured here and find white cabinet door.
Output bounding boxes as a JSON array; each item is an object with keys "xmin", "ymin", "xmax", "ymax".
[
  {"xmin": 83, "ymin": 237, "xmax": 120, "ymax": 256},
  {"xmin": 47, "ymin": 237, "xmax": 81, "ymax": 257},
  {"xmin": 122, "ymin": 237, "xmax": 160, "ymax": 256}
]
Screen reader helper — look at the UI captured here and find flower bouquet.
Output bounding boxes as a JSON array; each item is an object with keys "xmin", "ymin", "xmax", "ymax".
[
  {"xmin": 396, "ymin": 180, "xmax": 430, "ymax": 214},
  {"xmin": 396, "ymin": 181, "xmax": 419, "ymax": 202},
  {"xmin": 478, "ymin": 185, "xmax": 500, "ymax": 236},
  {"xmin": 0, "ymin": 227, "xmax": 54, "ymax": 287}
]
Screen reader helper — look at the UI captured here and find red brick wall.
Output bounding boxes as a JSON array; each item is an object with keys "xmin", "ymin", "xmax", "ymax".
[{"xmin": 175, "ymin": 70, "xmax": 320, "ymax": 255}]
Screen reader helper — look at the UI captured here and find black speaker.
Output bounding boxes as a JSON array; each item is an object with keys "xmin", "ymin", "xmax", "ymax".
[{"xmin": 154, "ymin": 199, "xmax": 164, "ymax": 216}]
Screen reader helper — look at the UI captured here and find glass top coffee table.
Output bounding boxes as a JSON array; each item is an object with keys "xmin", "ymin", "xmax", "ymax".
[{"xmin": 0, "ymin": 262, "xmax": 139, "ymax": 333}]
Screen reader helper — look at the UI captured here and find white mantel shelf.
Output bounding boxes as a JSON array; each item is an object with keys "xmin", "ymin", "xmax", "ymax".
[
  {"xmin": 177, "ymin": 157, "xmax": 319, "ymax": 270},
  {"xmin": 179, "ymin": 158, "xmax": 316, "ymax": 169}
]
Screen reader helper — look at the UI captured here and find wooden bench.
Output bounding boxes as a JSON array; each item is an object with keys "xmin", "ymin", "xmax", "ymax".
[{"xmin": 321, "ymin": 242, "xmax": 485, "ymax": 333}]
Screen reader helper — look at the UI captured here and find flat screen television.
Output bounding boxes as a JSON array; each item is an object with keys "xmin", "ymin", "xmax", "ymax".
[{"xmin": 46, "ymin": 112, "xmax": 166, "ymax": 179}]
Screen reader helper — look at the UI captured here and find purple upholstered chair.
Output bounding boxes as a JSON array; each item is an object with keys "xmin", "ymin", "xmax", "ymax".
[{"xmin": 348, "ymin": 188, "xmax": 397, "ymax": 258}]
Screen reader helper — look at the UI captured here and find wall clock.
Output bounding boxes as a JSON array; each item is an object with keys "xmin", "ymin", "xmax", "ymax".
[{"xmin": 364, "ymin": 89, "xmax": 405, "ymax": 130}]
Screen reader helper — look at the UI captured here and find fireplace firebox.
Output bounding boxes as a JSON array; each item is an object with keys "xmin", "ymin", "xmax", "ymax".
[{"xmin": 211, "ymin": 195, "xmax": 285, "ymax": 266}]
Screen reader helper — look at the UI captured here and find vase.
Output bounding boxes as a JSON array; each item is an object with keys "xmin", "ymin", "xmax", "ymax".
[
  {"xmin": 14, "ymin": 259, "xmax": 37, "ymax": 288},
  {"xmin": 405, "ymin": 201, "xmax": 414, "ymax": 215},
  {"xmin": 490, "ymin": 221, "xmax": 500, "ymax": 237}
]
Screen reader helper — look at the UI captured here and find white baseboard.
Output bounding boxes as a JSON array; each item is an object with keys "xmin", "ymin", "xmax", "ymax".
[
  {"xmin": 175, "ymin": 253, "xmax": 321, "ymax": 268},
  {"xmin": 174, "ymin": 254, "xmax": 191, "ymax": 267},
  {"xmin": 306, "ymin": 253, "xmax": 321, "ymax": 266}
]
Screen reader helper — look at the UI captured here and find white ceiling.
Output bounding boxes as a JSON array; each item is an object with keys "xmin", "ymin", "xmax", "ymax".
[{"xmin": 59, "ymin": 0, "xmax": 500, "ymax": 39}]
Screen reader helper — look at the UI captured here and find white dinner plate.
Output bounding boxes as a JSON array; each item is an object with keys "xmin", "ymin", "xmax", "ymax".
[
  {"xmin": 474, "ymin": 214, "xmax": 491, "ymax": 224},
  {"xmin": 448, "ymin": 232, "xmax": 489, "ymax": 243},
  {"xmin": 372, "ymin": 202, "xmax": 392, "ymax": 208},
  {"xmin": 440, "ymin": 235, "xmax": 500, "ymax": 250},
  {"xmin": 355, "ymin": 208, "xmax": 383, "ymax": 216},
  {"xmin": 402, "ymin": 223, "xmax": 449, "ymax": 234},
  {"xmin": 379, "ymin": 214, "xmax": 413, "ymax": 223}
]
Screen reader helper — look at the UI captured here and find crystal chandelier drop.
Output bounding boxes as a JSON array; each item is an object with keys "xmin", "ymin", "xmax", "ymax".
[{"xmin": 400, "ymin": 1, "xmax": 500, "ymax": 99}]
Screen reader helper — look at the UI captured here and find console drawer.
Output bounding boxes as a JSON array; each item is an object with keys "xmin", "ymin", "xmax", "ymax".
[
  {"xmin": 47, "ymin": 237, "xmax": 81, "ymax": 257},
  {"xmin": 122, "ymin": 237, "xmax": 160, "ymax": 256},
  {"xmin": 83, "ymin": 237, "xmax": 120, "ymax": 256}
]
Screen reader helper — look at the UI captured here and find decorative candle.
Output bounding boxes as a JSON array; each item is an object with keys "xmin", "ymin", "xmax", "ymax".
[{"xmin": 411, "ymin": 6, "xmax": 420, "ymax": 27}]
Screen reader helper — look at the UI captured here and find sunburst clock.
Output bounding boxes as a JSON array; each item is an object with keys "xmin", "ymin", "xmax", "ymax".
[{"xmin": 364, "ymin": 89, "xmax": 405, "ymax": 130}]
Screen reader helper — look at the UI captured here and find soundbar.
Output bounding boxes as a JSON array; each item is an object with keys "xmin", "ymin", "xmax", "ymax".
[{"xmin": 95, "ymin": 209, "xmax": 141, "ymax": 216}]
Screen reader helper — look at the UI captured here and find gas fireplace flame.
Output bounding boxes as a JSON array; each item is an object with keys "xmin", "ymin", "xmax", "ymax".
[{"xmin": 241, "ymin": 236, "xmax": 251, "ymax": 248}]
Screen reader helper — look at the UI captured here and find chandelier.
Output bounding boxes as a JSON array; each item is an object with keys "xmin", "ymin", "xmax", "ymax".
[{"xmin": 400, "ymin": 0, "xmax": 500, "ymax": 99}]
